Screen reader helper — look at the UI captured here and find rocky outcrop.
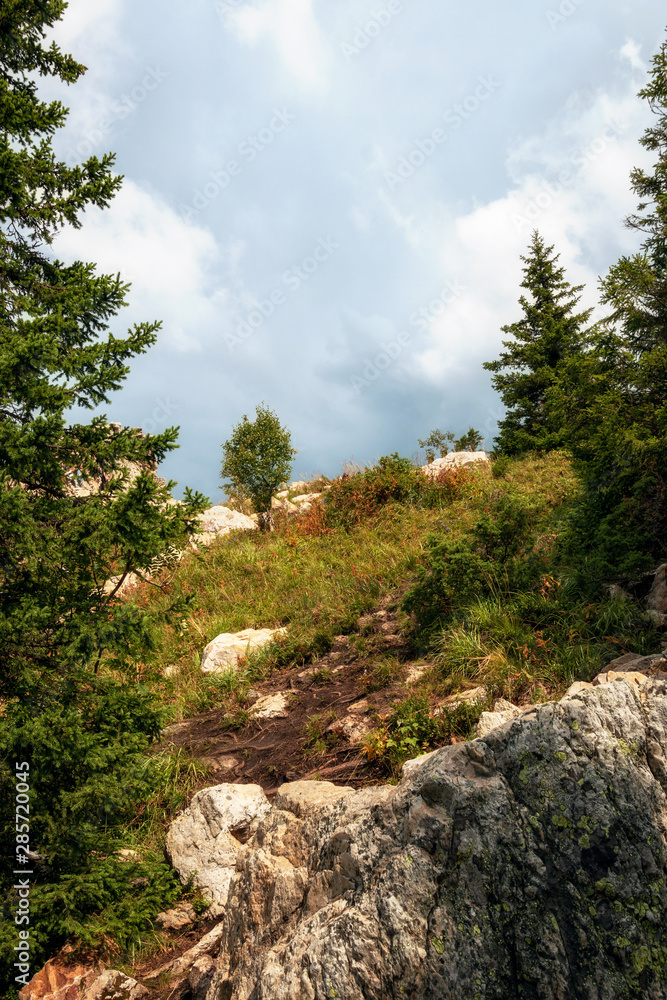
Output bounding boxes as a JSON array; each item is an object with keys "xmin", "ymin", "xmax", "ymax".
[
  {"xmin": 196, "ymin": 677, "xmax": 667, "ymax": 999},
  {"xmin": 194, "ymin": 505, "xmax": 257, "ymax": 545},
  {"xmin": 421, "ymin": 450, "xmax": 489, "ymax": 477},
  {"xmin": 165, "ymin": 783, "xmax": 271, "ymax": 916},
  {"xmin": 19, "ymin": 959, "xmax": 148, "ymax": 1000},
  {"xmin": 200, "ymin": 627, "xmax": 287, "ymax": 674}
]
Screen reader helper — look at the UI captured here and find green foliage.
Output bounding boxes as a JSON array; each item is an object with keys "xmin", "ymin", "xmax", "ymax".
[
  {"xmin": 418, "ymin": 429, "xmax": 454, "ymax": 462},
  {"xmin": 454, "ymin": 427, "xmax": 484, "ymax": 452},
  {"xmin": 402, "ymin": 492, "xmax": 541, "ymax": 630},
  {"xmin": 0, "ymin": 2, "xmax": 208, "ymax": 976},
  {"xmin": 550, "ymin": 38, "xmax": 667, "ymax": 579},
  {"xmin": 484, "ymin": 230, "xmax": 593, "ymax": 456},
  {"xmin": 363, "ymin": 694, "xmax": 483, "ymax": 775},
  {"xmin": 323, "ymin": 453, "xmax": 465, "ymax": 529},
  {"xmin": 221, "ymin": 403, "xmax": 296, "ymax": 528}
]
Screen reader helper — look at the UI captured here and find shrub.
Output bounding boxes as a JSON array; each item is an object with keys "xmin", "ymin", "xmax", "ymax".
[
  {"xmin": 402, "ymin": 493, "xmax": 543, "ymax": 631},
  {"xmin": 323, "ymin": 454, "xmax": 466, "ymax": 529}
]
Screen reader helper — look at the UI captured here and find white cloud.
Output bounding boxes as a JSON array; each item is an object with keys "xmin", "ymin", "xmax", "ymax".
[
  {"xmin": 392, "ymin": 69, "xmax": 655, "ymax": 385},
  {"xmin": 227, "ymin": 0, "xmax": 332, "ymax": 91},
  {"xmin": 54, "ymin": 181, "xmax": 225, "ymax": 352}
]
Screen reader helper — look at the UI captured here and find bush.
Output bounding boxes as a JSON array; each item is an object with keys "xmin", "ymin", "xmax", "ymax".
[
  {"xmin": 402, "ymin": 493, "xmax": 543, "ymax": 631},
  {"xmin": 323, "ymin": 454, "xmax": 465, "ymax": 530}
]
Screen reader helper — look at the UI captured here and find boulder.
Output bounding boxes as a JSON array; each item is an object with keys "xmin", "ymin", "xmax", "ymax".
[
  {"xmin": 81, "ymin": 972, "xmax": 148, "ymax": 999},
  {"xmin": 200, "ymin": 678, "xmax": 667, "ymax": 999},
  {"xmin": 19, "ymin": 949, "xmax": 103, "ymax": 1000},
  {"xmin": 250, "ymin": 692, "xmax": 290, "ymax": 720},
  {"xmin": 421, "ymin": 451, "xmax": 489, "ymax": 477},
  {"xmin": 648, "ymin": 564, "xmax": 667, "ymax": 615},
  {"xmin": 165, "ymin": 783, "xmax": 271, "ymax": 916},
  {"xmin": 200, "ymin": 627, "xmax": 287, "ymax": 674},
  {"xmin": 155, "ymin": 902, "xmax": 196, "ymax": 931},
  {"xmin": 475, "ymin": 696, "xmax": 523, "ymax": 737},
  {"xmin": 194, "ymin": 505, "xmax": 256, "ymax": 545}
]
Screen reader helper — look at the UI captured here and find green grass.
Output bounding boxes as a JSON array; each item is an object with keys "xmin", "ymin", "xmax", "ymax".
[{"xmin": 64, "ymin": 448, "xmax": 664, "ymax": 972}]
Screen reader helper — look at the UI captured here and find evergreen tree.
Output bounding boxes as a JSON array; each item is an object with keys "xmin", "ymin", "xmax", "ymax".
[
  {"xmin": 0, "ymin": 1, "xmax": 208, "ymax": 979},
  {"xmin": 483, "ymin": 230, "xmax": 592, "ymax": 455},
  {"xmin": 554, "ymin": 35, "xmax": 667, "ymax": 578}
]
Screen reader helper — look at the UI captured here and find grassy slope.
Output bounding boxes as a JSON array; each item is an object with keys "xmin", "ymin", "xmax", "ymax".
[{"xmin": 83, "ymin": 451, "xmax": 666, "ymax": 975}]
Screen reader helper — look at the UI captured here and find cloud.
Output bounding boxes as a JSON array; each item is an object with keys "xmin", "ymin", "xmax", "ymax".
[
  {"xmin": 379, "ymin": 63, "xmax": 656, "ymax": 386},
  {"xmin": 54, "ymin": 180, "xmax": 224, "ymax": 352},
  {"xmin": 226, "ymin": 0, "xmax": 332, "ymax": 92}
]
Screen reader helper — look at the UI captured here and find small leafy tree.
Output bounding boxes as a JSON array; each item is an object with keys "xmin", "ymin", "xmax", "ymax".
[
  {"xmin": 418, "ymin": 429, "xmax": 454, "ymax": 463},
  {"xmin": 484, "ymin": 230, "xmax": 592, "ymax": 456},
  {"xmin": 221, "ymin": 403, "xmax": 296, "ymax": 528},
  {"xmin": 454, "ymin": 427, "xmax": 484, "ymax": 452}
]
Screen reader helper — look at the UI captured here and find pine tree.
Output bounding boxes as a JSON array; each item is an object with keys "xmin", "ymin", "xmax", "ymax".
[
  {"xmin": 0, "ymin": 2, "xmax": 208, "ymax": 976},
  {"xmin": 0, "ymin": 0, "xmax": 208, "ymax": 701},
  {"xmin": 554, "ymin": 35, "xmax": 667, "ymax": 578},
  {"xmin": 483, "ymin": 230, "xmax": 592, "ymax": 455}
]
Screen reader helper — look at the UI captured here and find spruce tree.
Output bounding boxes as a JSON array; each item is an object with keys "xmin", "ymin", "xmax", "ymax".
[
  {"xmin": 0, "ymin": 1, "xmax": 208, "ymax": 979},
  {"xmin": 483, "ymin": 231, "xmax": 592, "ymax": 455},
  {"xmin": 555, "ymin": 35, "xmax": 667, "ymax": 578}
]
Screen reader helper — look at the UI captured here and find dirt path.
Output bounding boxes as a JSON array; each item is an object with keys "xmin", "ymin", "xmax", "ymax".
[{"xmin": 159, "ymin": 598, "xmax": 423, "ymax": 796}]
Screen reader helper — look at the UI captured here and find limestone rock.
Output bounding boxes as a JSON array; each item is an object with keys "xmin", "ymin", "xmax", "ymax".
[
  {"xmin": 250, "ymin": 692, "xmax": 290, "ymax": 720},
  {"xmin": 292, "ymin": 492, "xmax": 322, "ymax": 505},
  {"xmin": 271, "ymin": 497, "xmax": 298, "ymax": 512},
  {"xmin": 81, "ymin": 971, "xmax": 148, "ymax": 999},
  {"xmin": 201, "ymin": 679, "xmax": 667, "ymax": 999},
  {"xmin": 165, "ymin": 783, "xmax": 271, "ymax": 915},
  {"xmin": 421, "ymin": 451, "xmax": 489, "ymax": 477},
  {"xmin": 194, "ymin": 505, "xmax": 256, "ymax": 545},
  {"xmin": 144, "ymin": 922, "xmax": 225, "ymax": 983},
  {"xmin": 475, "ymin": 697, "xmax": 523, "ymax": 737},
  {"xmin": 648, "ymin": 564, "xmax": 667, "ymax": 615},
  {"xmin": 200, "ymin": 627, "xmax": 287, "ymax": 674},
  {"xmin": 143, "ymin": 924, "xmax": 223, "ymax": 982},
  {"xmin": 155, "ymin": 902, "xmax": 196, "ymax": 931},
  {"xmin": 19, "ymin": 949, "xmax": 103, "ymax": 1000}
]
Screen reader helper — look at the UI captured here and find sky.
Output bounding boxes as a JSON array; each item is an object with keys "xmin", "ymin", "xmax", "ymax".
[{"xmin": 43, "ymin": 0, "xmax": 666, "ymax": 501}]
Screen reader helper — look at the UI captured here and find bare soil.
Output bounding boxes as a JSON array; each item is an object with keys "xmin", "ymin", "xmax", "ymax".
[{"xmin": 158, "ymin": 596, "xmax": 426, "ymax": 799}]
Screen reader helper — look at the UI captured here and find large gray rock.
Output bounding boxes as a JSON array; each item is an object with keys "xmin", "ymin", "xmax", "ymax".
[
  {"xmin": 203, "ymin": 678, "xmax": 667, "ymax": 999},
  {"xmin": 165, "ymin": 783, "xmax": 271, "ymax": 916},
  {"xmin": 648, "ymin": 565, "xmax": 667, "ymax": 615}
]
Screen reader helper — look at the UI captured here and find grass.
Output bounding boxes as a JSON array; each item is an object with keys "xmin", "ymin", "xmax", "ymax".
[{"xmin": 71, "ymin": 449, "xmax": 665, "ymax": 969}]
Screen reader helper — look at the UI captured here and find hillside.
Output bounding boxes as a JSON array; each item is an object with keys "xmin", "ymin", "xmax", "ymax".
[{"xmin": 14, "ymin": 448, "xmax": 667, "ymax": 999}]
